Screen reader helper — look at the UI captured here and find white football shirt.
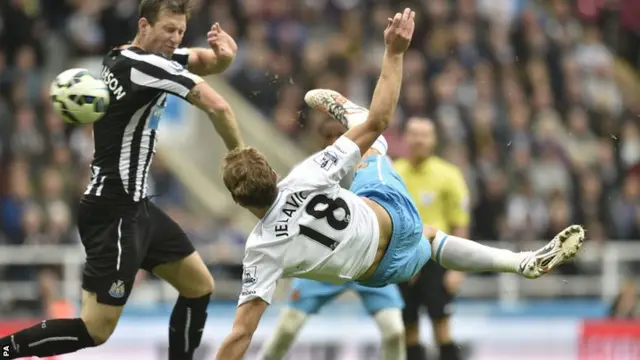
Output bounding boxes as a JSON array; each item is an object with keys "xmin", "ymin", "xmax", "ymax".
[{"xmin": 238, "ymin": 136, "xmax": 380, "ymax": 305}]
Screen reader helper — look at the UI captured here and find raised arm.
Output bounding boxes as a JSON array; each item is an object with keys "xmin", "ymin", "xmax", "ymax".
[
  {"xmin": 184, "ymin": 23, "xmax": 237, "ymax": 76},
  {"xmin": 125, "ymin": 48, "xmax": 242, "ymax": 151},
  {"xmin": 344, "ymin": 8, "xmax": 415, "ymax": 156}
]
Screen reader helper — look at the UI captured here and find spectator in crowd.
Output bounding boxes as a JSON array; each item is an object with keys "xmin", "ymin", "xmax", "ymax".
[{"xmin": 0, "ymin": 0, "xmax": 639, "ymax": 317}]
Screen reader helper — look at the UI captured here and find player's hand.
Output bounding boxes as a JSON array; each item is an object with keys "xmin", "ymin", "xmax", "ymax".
[
  {"xmin": 208, "ymin": 23, "xmax": 237, "ymax": 61},
  {"xmin": 383, "ymin": 8, "xmax": 415, "ymax": 55}
]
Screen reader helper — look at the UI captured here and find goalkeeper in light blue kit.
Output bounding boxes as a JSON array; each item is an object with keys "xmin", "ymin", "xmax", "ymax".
[{"xmin": 258, "ymin": 120, "xmax": 406, "ymax": 360}]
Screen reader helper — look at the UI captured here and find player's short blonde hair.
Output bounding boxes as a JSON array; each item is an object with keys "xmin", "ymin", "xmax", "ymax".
[{"xmin": 222, "ymin": 147, "xmax": 278, "ymax": 209}]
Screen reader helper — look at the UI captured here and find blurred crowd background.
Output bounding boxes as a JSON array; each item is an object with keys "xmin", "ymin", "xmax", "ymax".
[{"xmin": 0, "ymin": 0, "xmax": 639, "ymax": 317}]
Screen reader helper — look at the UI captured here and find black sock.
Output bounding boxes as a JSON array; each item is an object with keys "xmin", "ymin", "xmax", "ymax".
[
  {"xmin": 0, "ymin": 318, "xmax": 95, "ymax": 359},
  {"xmin": 407, "ymin": 344, "xmax": 426, "ymax": 360},
  {"xmin": 439, "ymin": 342, "xmax": 460, "ymax": 360},
  {"xmin": 168, "ymin": 293, "xmax": 211, "ymax": 360}
]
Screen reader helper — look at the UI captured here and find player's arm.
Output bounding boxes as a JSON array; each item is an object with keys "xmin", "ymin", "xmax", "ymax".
[
  {"xmin": 184, "ymin": 47, "xmax": 235, "ymax": 75},
  {"xmin": 186, "ymin": 83, "xmax": 242, "ymax": 150},
  {"xmin": 282, "ymin": 10, "xmax": 415, "ymax": 189},
  {"xmin": 173, "ymin": 24, "xmax": 237, "ymax": 76},
  {"xmin": 216, "ymin": 246, "xmax": 283, "ymax": 360},
  {"xmin": 128, "ymin": 51, "xmax": 242, "ymax": 150},
  {"xmin": 215, "ymin": 298, "xmax": 268, "ymax": 360},
  {"xmin": 344, "ymin": 9, "xmax": 414, "ymax": 155}
]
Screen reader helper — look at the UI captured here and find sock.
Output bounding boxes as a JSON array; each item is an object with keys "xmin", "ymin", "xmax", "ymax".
[
  {"xmin": 0, "ymin": 318, "xmax": 95, "ymax": 359},
  {"xmin": 168, "ymin": 293, "xmax": 211, "ymax": 360},
  {"xmin": 439, "ymin": 343, "xmax": 460, "ymax": 360},
  {"xmin": 374, "ymin": 308, "xmax": 406, "ymax": 360},
  {"xmin": 431, "ymin": 231, "xmax": 523, "ymax": 273},
  {"xmin": 343, "ymin": 105, "xmax": 368, "ymax": 129},
  {"xmin": 259, "ymin": 308, "xmax": 307, "ymax": 359},
  {"xmin": 407, "ymin": 344, "xmax": 426, "ymax": 360},
  {"xmin": 372, "ymin": 135, "xmax": 388, "ymax": 156},
  {"xmin": 343, "ymin": 107, "xmax": 388, "ymax": 156}
]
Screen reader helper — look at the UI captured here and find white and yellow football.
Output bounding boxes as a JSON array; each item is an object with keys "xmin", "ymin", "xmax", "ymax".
[{"xmin": 50, "ymin": 68, "xmax": 110, "ymax": 125}]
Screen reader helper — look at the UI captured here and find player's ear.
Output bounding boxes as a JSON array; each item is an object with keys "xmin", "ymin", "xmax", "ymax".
[{"xmin": 138, "ymin": 17, "xmax": 151, "ymax": 36}]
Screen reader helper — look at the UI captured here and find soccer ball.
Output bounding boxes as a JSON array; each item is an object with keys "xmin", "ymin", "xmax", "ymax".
[{"xmin": 50, "ymin": 68, "xmax": 110, "ymax": 125}]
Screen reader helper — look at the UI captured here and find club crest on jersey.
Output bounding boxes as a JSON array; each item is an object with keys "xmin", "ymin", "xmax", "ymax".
[
  {"xmin": 314, "ymin": 151, "xmax": 338, "ymax": 171},
  {"xmin": 108, "ymin": 280, "xmax": 126, "ymax": 299},
  {"xmin": 242, "ymin": 266, "xmax": 258, "ymax": 287}
]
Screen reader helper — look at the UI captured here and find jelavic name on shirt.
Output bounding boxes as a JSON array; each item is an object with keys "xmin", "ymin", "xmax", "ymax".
[{"xmin": 274, "ymin": 191, "xmax": 309, "ymax": 238}]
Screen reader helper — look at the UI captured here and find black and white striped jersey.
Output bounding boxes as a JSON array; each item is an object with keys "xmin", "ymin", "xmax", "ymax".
[{"xmin": 84, "ymin": 46, "xmax": 203, "ymax": 202}]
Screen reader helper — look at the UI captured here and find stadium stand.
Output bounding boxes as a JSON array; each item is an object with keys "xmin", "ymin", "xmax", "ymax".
[{"xmin": 0, "ymin": 0, "xmax": 638, "ymax": 323}]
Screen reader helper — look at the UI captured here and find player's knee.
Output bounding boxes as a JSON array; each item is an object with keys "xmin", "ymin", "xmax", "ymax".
[
  {"xmin": 81, "ymin": 312, "xmax": 120, "ymax": 345},
  {"xmin": 80, "ymin": 291, "xmax": 123, "ymax": 345},
  {"xmin": 180, "ymin": 271, "xmax": 215, "ymax": 298},
  {"xmin": 195, "ymin": 272, "xmax": 215, "ymax": 297},
  {"xmin": 375, "ymin": 308, "xmax": 405, "ymax": 345},
  {"xmin": 423, "ymin": 225, "xmax": 438, "ymax": 241}
]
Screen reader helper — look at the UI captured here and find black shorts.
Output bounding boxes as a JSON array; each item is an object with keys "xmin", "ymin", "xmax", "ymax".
[
  {"xmin": 77, "ymin": 196, "xmax": 195, "ymax": 306},
  {"xmin": 399, "ymin": 260, "xmax": 453, "ymax": 324}
]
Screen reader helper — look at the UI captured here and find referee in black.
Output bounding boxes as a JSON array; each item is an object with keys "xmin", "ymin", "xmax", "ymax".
[{"xmin": 1, "ymin": 1, "xmax": 243, "ymax": 359}]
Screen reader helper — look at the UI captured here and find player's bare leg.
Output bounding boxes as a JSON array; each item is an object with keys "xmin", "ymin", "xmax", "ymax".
[
  {"xmin": 79, "ymin": 290, "xmax": 125, "ymax": 344},
  {"xmin": 433, "ymin": 318, "xmax": 459, "ymax": 360},
  {"xmin": 258, "ymin": 307, "xmax": 308, "ymax": 359},
  {"xmin": 153, "ymin": 252, "xmax": 214, "ymax": 360}
]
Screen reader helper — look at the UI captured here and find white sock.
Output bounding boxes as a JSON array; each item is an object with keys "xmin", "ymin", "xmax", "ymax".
[
  {"xmin": 431, "ymin": 231, "xmax": 523, "ymax": 273},
  {"xmin": 344, "ymin": 107, "xmax": 388, "ymax": 156},
  {"xmin": 372, "ymin": 135, "xmax": 388, "ymax": 156},
  {"xmin": 259, "ymin": 308, "xmax": 307, "ymax": 359},
  {"xmin": 345, "ymin": 108, "xmax": 368, "ymax": 129},
  {"xmin": 374, "ymin": 309, "xmax": 406, "ymax": 360}
]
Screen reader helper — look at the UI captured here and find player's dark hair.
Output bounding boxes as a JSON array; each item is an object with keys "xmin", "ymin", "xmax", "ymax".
[
  {"xmin": 222, "ymin": 147, "xmax": 279, "ymax": 209},
  {"xmin": 138, "ymin": 0, "xmax": 192, "ymax": 25}
]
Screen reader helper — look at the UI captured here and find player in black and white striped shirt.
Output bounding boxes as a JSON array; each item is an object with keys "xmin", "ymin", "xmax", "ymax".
[{"xmin": 1, "ymin": 1, "xmax": 242, "ymax": 359}]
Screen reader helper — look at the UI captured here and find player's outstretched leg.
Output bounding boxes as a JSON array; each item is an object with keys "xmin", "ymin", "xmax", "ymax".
[
  {"xmin": 427, "ymin": 225, "xmax": 585, "ymax": 278},
  {"xmin": 305, "ymin": 89, "xmax": 388, "ymax": 158}
]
